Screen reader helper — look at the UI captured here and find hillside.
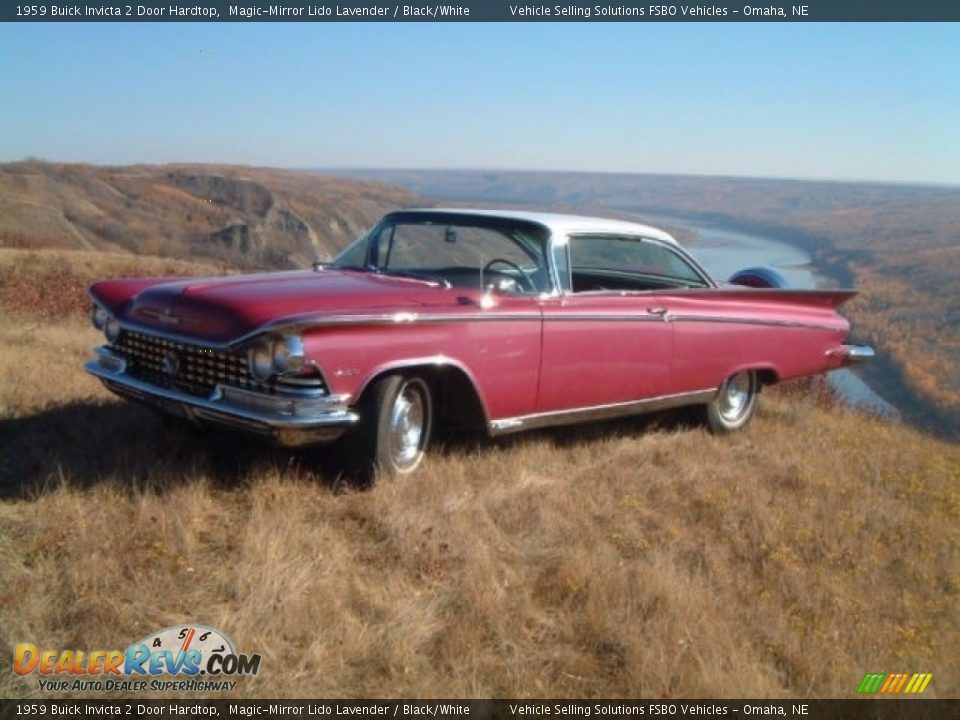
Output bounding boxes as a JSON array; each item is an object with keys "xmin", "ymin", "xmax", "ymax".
[
  {"xmin": 0, "ymin": 162, "xmax": 419, "ymax": 269},
  {"xmin": 1, "ymin": 249, "xmax": 957, "ymax": 699},
  {"xmin": 5, "ymin": 161, "xmax": 956, "ymax": 436},
  {"xmin": 325, "ymin": 169, "xmax": 960, "ymax": 438}
]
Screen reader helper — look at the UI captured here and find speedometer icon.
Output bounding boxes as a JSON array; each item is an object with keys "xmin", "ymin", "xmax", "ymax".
[{"xmin": 129, "ymin": 625, "xmax": 235, "ymax": 674}]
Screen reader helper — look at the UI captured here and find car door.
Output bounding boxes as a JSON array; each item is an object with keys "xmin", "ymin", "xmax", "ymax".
[{"xmin": 535, "ymin": 233, "xmax": 688, "ymax": 414}]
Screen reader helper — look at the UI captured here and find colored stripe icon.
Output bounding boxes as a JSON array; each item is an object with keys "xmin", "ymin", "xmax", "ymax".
[{"xmin": 857, "ymin": 673, "xmax": 933, "ymax": 694}]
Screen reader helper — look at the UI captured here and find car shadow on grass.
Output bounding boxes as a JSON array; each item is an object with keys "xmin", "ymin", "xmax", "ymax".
[
  {"xmin": 0, "ymin": 399, "xmax": 353, "ymax": 500},
  {"xmin": 1, "ymin": 399, "xmax": 707, "ymax": 500}
]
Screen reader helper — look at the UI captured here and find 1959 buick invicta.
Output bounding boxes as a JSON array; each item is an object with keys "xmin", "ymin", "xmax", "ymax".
[{"xmin": 86, "ymin": 209, "xmax": 873, "ymax": 476}]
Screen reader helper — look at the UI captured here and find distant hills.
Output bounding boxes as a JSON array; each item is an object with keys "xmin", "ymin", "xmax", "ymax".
[
  {"xmin": 2, "ymin": 161, "xmax": 957, "ymax": 437},
  {"xmin": 317, "ymin": 168, "xmax": 960, "ymax": 252},
  {"xmin": 0, "ymin": 162, "xmax": 419, "ymax": 268}
]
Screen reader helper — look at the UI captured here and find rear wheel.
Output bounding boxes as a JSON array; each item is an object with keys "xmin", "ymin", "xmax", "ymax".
[
  {"xmin": 704, "ymin": 370, "xmax": 759, "ymax": 433},
  {"xmin": 348, "ymin": 374, "xmax": 433, "ymax": 480}
]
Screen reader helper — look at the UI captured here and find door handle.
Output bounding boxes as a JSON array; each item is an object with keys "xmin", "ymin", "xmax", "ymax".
[{"xmin": 646, "ymin": 307, "xmax": 668, "ymax": 317}]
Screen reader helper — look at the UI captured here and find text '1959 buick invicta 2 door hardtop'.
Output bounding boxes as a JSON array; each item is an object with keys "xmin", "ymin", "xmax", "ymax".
[{"xmin": 86, "ymin": 209, "xmax": 873, "ymax": 478}]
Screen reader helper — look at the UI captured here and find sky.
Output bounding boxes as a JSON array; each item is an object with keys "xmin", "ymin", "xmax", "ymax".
[{"xmin": 1, "ymin": 22, "xmax": 958, "ymax": 185}]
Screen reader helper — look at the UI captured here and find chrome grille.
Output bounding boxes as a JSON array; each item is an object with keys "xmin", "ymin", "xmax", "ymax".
[{"xmin": 112, "ymin": 331, "xmax": 261, "ymax": 398}]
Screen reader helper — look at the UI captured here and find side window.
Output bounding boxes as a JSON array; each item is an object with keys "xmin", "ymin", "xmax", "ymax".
[{"xmin": 569, "ymin": 235, "xmax": 706, "ymax": 290}]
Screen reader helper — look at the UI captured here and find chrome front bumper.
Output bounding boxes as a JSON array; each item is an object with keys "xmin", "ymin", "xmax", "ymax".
[{"xmin": 85, "ymin": 348, "xmax": 358, "ymax": 447}]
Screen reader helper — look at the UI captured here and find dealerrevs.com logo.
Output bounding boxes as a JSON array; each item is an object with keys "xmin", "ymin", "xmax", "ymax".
[{"xmin": 14, "ymin": 625, "xmax": 262, "ymax": 693}]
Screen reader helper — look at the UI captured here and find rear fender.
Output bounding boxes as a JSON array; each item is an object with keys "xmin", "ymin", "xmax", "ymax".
[{"xmin": 706, "ymin": 287, "xmax": 858, "ymax": 309}]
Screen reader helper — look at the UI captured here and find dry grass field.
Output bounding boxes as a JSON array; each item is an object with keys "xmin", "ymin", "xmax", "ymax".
[{"xmin": 1, "ymin": 249, "xmax": 958, "ymax": 699}]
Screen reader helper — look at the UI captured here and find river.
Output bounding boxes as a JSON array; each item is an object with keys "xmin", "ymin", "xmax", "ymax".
[{"xmin": 639, "ymin": 214, "xmax": 899, "ymax": 418}]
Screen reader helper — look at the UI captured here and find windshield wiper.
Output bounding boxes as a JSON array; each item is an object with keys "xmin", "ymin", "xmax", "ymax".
[
  {"xmin": 378, "ymin": 269, "xmax": 452, "ymax": 288},
  {"xmin": 333, "ymin": 264, "xmax": 374, "ymax": 272}
]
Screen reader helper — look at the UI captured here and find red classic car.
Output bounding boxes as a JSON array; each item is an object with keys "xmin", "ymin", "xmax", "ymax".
[{"xmin": 86, "ymin": 209, "xmax": 873, "ymax": 477}]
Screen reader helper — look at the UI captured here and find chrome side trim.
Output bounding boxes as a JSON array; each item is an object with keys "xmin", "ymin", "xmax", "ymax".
[
  {"xmin": 84, "ymin": 305, "xmax": 544, "ymax": 352},
  {"xmin": 541, "ymin": 313, "xmax": 664, "ymax": 323},
  {"xmin": 669, "ymin": 314, "xmax": 837, "ymax": 332},
  {"xmin": 488, "ymin": 388, "xmax": 717, "ymax": 436},
  {"xmin": 100, "ymin": 310, "xmax": 834, "ymax": 354},
  {"xmin": 89, "ymin": 285, "xmax": 838, "ymax": 354},
  {"xmin": 269, "ymin": 310, "xmax": 832, "ymax": 334},
  {"xmin": 256, "ymin": 310, "xmax": 542, "ymax": 329},
  {"xmin": 539, "ymin": 312, "xmax": 835, "ymax": 330}
]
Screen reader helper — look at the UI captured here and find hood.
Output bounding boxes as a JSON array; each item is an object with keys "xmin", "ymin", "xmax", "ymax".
[{"xmin": 94, "ymin": 269, "xmax": 461, "ymax": 344}]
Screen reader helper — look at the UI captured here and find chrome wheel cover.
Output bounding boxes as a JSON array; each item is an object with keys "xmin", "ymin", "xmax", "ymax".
[
  {"xmin": 387, "ymin": 381, "xmax": 426, "ymax": 471},
  {"xmin": 718, "ymin": 372, "xmax": 753, "ymax": 423}
]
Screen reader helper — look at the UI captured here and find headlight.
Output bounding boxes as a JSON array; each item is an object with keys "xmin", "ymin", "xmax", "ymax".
[
  {"xmin": 92, "ymin": 303, "xmax": 121, "ymax": 343},
  {"xmin": 105, "ymin": 318, "xmax": 121, "ymax": 342},
  {"xmin": 248, "ymin": 335, "xmax": 306, "ymax": 381},
  {"xmin": 272, "ymin": 335, "xmax": 305, "ymax": 374},
  {"xmin": 91, "ymin": 304, "xmax": 109, "ymax": 330},
  {"xmin": 249, "ymin": 342, "xmax": 274, "ymax": 382}
]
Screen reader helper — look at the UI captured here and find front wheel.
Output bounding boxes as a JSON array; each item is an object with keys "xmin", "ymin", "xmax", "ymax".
[
  {"xmin": 704, "ymin": 370, "xmax": 759, "ymax": 433},
  {"xmin": 348, "ymin": 374, "xmax": 433, "ymax": 480}
]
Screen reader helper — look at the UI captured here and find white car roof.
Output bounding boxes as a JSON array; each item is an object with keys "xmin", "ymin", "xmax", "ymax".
[{"xmin": 399, "ymin": 207, "xmax": 679, "ymax": 246}]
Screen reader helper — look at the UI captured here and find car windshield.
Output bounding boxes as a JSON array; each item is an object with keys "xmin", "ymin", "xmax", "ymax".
[{"xmin": 332, "ymin": 213, "xmax": 551, "ymax": 293}]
